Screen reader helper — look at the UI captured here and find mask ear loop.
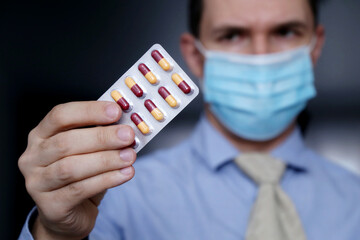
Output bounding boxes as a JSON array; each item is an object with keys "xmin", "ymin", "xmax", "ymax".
[
  {"xmin": 194, "ymin": 40, "xmax": 207, "ymax": 92},
  {"xmin": 194, "ymin": 40, "xmax": 207, "ymax": 57},
  {"xmin": 309, "ymin": 36, "xmax": 318, "ymax": 52}
]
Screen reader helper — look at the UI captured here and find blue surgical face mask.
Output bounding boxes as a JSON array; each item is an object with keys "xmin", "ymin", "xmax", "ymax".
[{"xmin": 196, "ymin": 42, "xmax": 317, "ymax": 141}]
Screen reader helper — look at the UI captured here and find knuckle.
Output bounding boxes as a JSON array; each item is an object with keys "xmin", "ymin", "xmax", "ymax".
[
  {"xmin": 18, "ymin": 150, "xmax": 36, "ymax": 174},
  {"xmin": 99, "ymin": 152, "xmax": 113, "ymax": 169},
  {"xmin": 18, "ymin": 153, "xmax": 28, "ymax": 173},
  {"xmin": 85, "ymin": 102, "xmax": 96, "ymax": 120},
  {"xmin": 96, "ymin": 127, "xmax": 111, "ymax": 146},
  {"xmin": 67, "ymin": 182, "xmax": 85, "ymax": 199},
  {"xmin": 25, "ymin": 177, "xmax": 37, "ymax": 195},
  {"xmin": 41, "ymin": 167, "xmax": 52, "ymax": 184},
  {"xmin": 53, "ymin": 135, "xmax": 71, "ymax": 156},
  {"xmin": 102, "ymin": 172, "xmax": 115, "ymax": 183},
  {"xmin": 19, "ymin": 131, "xmax": 43, "ymax": 172},
  {"xmin": 28, "ymin": 128, "xmax": 38, "ymax": 142},
  {"xmin": 48, "ymin": 104, "xmax": 67, "ymax": 126},
  {"xmin": 55, "ymin": 161, "xmax": 73, "ymax": 183},
  {"xmin": 38, "ymin": 138, "xmax": 50, "ymax": 152},
  {"xmin": 109, "ymin": 169, "xmax": 132, "ymax": 182}
]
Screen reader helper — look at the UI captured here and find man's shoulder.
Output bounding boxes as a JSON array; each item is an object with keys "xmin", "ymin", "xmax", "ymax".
[{"xmin": 304, "ymin": 148, "xmax": 360, "ymax": 194}]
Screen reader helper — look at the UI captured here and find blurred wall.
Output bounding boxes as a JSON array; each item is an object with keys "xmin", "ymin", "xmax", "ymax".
[
  {"xmin": 1, "ymin": 0, "xmax": 359, "ymax": 238},
  {"xmin": 308, "ymin": 0, "xmax": 360, "ymax": 173}
]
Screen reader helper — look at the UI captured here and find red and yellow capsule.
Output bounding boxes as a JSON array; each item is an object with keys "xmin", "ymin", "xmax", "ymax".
[
  {"xmin": 138, "ymin": 63, "xmax": 157, "ymax": 84},
  {"xmin": 131, "ymin": 113, "xmax": 150, "ymax": 135},
  {"xmin": 151, "ymin": 50, "xmax": 171, "ymax": 71},
  {"xmin": 125, "ymin": 77, "xmax": 143, "ymax": 98},
  {"xmin": 144, "ymin": 99, "xmax": 164, "ymax": 121},
  {"xmin": 110, "ymin": 90, "xmax": 130, "ymax": 111},
  {"xmin": 171, "ymin": 73, "xmax": 191, "ymax": 94},
  {"xmin": 158, "ymin": 87, "xmax": 177, "ymax": 108}
]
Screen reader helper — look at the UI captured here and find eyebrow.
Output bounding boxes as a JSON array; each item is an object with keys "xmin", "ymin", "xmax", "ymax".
[
  {"xmin": 271, "ymin": 21, "xmax": 309, "ymax": 32},
  {"xmin": 211, "ymin": 20, "xmax": 309, "ymax": 36}
]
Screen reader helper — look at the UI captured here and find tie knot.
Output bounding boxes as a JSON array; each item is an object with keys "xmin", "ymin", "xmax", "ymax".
[{"xmin": 234, "ymin": 153, "xmax": 285, "ymax": 185}]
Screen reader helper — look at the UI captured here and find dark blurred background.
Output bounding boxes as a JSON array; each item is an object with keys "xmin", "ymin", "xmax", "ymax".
[{"xmin": 1, "ymin": 0, "xmax": 359, "ymax": 238}]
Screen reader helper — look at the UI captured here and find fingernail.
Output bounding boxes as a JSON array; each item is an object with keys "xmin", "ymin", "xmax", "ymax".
[
  {"xmin": 119, "ymin": 149, "xmax": 134, "ymax": 162},
  {"xmin": 117, "ymin": 128, "xmax": 132, "ymax": 142},
  {"xmin": 105, "ymin": 104, "xmax": 119, "ymax": 119},
  {"xmin": 119, "ymin": 167, "xmax": 132, "ymax": 175}
]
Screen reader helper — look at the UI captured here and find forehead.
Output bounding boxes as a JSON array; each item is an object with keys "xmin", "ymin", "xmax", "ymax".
[{"xmin": 202, "ymin": 0, "xmax": 313, "ymax": 29}]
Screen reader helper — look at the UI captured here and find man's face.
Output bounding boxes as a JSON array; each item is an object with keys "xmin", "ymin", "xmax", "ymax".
[
  {"xmin": 199, "ymin": 0, "xmax": 317, "ymax": 54},
  {"xmin": 180, "ymin": 0, "xmax": 325, "ymax": 142}
]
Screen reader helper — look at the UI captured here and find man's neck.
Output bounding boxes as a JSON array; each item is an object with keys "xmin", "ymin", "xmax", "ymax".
[{"xmin": 205, "ymin": 108, "xmax": 296, "ymax": 153}]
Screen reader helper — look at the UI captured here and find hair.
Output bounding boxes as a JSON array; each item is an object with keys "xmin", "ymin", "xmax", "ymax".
[{"xmin": 188, "ymin": 0, "xmax": 321, "ymax": 38}]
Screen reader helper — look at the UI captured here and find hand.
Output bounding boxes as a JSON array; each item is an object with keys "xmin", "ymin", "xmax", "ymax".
[{"xmin": 18, "ymin": 101, "xmax": 136, "ymax": 240}]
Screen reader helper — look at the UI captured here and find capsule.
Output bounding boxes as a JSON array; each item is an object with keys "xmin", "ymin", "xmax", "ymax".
[
  {"xmin": 144, "ymin": 99, "xmax": 164, "ymax": 121},
  {"xmin": 125, "ymin": 77, "xmax": 143, "ymax": 97},
  {"xmin": 158, "ymin": 87, "xmax": 177, "ymax": 108},
  {"xmin": 171, "ymin": 73, "xmax": 191, "ymax": 94},
  {"xmin": 131, "ymin": 113, "xmax": 150, "ymax": 135},
  {"xmin": 138, "ymin": 63, "xmax": 157, "ymax": 84},
  {"xmin": 110, "ymin": 90, "xmax": 130, "ymax": 111},
  {"xmin": 151, "ymin": 50, "xmax": 171, "ymax": 71},
  {"xmin": 130, "ymin": 139, "xmax": 138, "ymax": 149},
  {"xmin": 130, "ymin": 140, "xmax": 136, "ymax": 148}
]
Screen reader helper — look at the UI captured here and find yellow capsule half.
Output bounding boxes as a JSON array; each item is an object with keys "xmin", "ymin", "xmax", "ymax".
[
  {"xmin": 111, "ymin": 90, "xmax": 122, "ymax": 102},
  {"xmin": 125, "ymin": 77, "xmax": 136, "ymax": 88},
  {"xmin": 158, "ymin": 58, "xmax": 171, "ymax": 71},
  {"xmin": 151, "ymin": 108, "xmax": 164, "ymax": 121},
  {"xmin": 145, "ymin": 71, "xmax": 157, "ymax": 84},
  {"xmin": 165, "ymin": 95, "xmax": 177, "ymax": 108},
  {"xmin": 137, "ymin": 121, "xmax": 150, "ymax": 134},
  {"xmin": 171, "ymin": 73, "xmax": 183, "ymax": 85}
]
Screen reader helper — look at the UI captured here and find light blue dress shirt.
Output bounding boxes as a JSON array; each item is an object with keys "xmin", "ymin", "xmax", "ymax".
[{"xmin": 19, "ymin": 116, "xmax": 360, "ymax": 240}]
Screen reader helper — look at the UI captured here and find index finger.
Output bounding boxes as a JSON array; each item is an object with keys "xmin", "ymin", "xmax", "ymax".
[{"xmin": 35, "ymin": 101, "xmax": 122, "ymax": 139}]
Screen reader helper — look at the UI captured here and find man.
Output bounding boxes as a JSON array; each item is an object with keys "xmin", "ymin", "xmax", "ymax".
[{"xmin": 19, "ymin": 0, "xmax": 360, "ymax": 239}]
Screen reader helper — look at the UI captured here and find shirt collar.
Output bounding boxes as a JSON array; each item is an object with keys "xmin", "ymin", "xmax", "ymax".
[
  {"xmin": 190, "ymin": 115, "xmax": 309, "ymax": 171},
  {"xmin": 190, "ymin": 115, "xmax": 239, "ymax": 170},
  {"xmin": 270, "ymin": 126, "xmax": 308, "ymax": 171}
]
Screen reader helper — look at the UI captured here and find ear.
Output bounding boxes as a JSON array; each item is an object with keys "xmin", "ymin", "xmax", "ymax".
[
  {"xmin": 311, "ymin": 24, "xmax": 325, "ymax": 66},
  {"xmin": 180, "ymin": 33, "xmax": 205, "ymax": 78}
]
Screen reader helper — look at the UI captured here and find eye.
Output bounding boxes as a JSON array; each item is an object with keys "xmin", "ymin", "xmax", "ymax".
[
  {"xmin": 219, "ymin": 30, "xmax": 246, "ymax": 42},
  {"xmin": 274, "ymin": 27, "xmax": 298, "ymax": 39}
]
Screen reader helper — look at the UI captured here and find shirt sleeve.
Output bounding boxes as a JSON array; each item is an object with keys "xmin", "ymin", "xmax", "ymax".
[
  {"xmin": 18, "ymin": 206, "xmax": 37, "ymax": 240},
  {"xmin": 17, "ymin": 198, "xmax": 125, "ymax": 240}
]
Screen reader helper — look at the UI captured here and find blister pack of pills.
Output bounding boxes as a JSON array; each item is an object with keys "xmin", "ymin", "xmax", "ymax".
[{"xmin": 98, "ymin": 44, "xmax": 199, "ymax": 153}]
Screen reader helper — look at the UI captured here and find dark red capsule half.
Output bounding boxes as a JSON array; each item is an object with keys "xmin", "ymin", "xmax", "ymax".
[
  {"xmin": 111, "ymin": 90, "xmax": 130, "ymax": 111},
  {"xmin": 131, "ymin": 85, "xmax": 143, "ymax": 98},
  {"xmin": 158, "ymin": 86, "xmax": 170, "ymax": 99},
  {"xmin": 151, "ymin": 50, "xmax": 164, "ymax": 63},
  {"xmin": 144, "ymin": 99, "xmax": 157, "ymax": 112},
  {"xmin": 138, "ymin": 63, "xmax": 151, "ymax": 76},
  {"xmin": 131, "ymin": 113, "xmax": 143, "ymax": 125},
  {"xmin": 125, "ymin": 77, "xmax": 143, "ymax": 98},
  {"xmin": 130, "ymin": 140, "xmax": 137, "ymax": 148},
  {"xmin": 178, "ymin": 81, "xmax": 191, "ymax": 94},
  {"xmin": 117, "ymin": 98, "xmax": 130, "ymax": 111}
]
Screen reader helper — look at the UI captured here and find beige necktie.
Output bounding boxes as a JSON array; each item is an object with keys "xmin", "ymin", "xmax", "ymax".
[{"xmin": 234, "ymin": 153, "xmax": 307, "ymax": 240}]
